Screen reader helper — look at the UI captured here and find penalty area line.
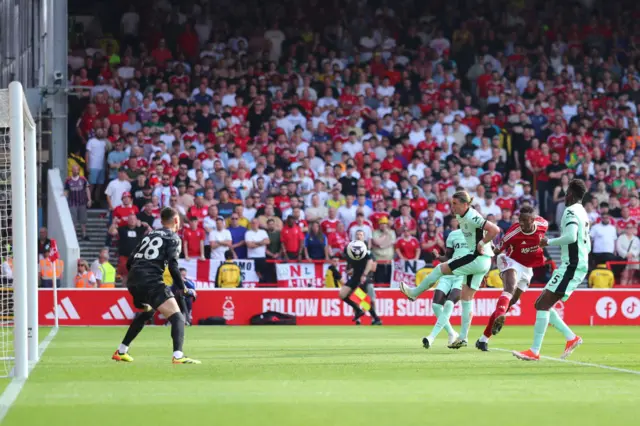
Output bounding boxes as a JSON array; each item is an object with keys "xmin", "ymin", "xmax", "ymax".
[
  {"xmin": 0, "ymin": 327, "xmax": 59, "ymax": 423},
  {"xmin": 493, "ymin": 347, "xmax": 640, "ymax": 376}
]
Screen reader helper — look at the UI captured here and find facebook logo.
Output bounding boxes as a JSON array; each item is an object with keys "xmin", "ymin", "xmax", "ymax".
[{"xmin": 595, "ymin": 297, "xmax": 618, "ymax": 319}]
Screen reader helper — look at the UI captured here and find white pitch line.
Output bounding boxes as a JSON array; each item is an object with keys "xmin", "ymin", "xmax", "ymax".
[
  {"xmin": 0, "ymin": 327, "xmax": 58, "ymax": 423},
  {"xmin": 493, "ymin": 347, "xmax": 640, "ymax": 376}
]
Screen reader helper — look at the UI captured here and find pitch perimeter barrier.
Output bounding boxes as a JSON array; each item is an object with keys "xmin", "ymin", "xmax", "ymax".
[{"xmin": 38, "ymin": 288, "xmax": 640, "ymax": 326}]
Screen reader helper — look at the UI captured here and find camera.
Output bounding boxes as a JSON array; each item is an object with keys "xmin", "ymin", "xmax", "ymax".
[{"xmin": 53, "ymin": 71, "xmax": 64, "ymax": 86}]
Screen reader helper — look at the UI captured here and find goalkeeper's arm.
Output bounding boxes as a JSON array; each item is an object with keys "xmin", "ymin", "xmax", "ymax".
[
  {"xmin": 167, "ymin": 258, "xmax": 185, "ymax": 291},
  {"xmin": 547, "ymin": 223, "xmax": 578, "ymax": 247}
]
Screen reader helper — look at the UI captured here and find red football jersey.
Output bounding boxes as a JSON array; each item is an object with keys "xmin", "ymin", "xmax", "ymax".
[
  {"xmin": 499, "ymin": 217, "xmax": 548, "ymax": 268},
  {"xmin": 321, "ymin": 218, "xmax": 340, "ymax": 235},
  {"xmin": 395, "ymin": 236, "xmax": 420, "ymax": 259},
  {"xmin": 394, "ymin": 216, "xmax": 417, "ymax": 232},
  {"xmin": 113, "ymin": 205, "xmax": 140, "ymax": 227}
]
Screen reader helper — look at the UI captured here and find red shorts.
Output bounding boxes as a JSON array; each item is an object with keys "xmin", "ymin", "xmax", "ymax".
[{"xmin": 118, "ymin": 256, "xmax": 129, "ymax": 277}]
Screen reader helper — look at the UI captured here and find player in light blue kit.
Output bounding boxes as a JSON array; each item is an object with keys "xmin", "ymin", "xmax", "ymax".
[
  {"xmin": 400, "ymin": 191, "xmax": 500, "ymax": 348},
  {"xmin": 421, "ymin": 226, "xmax": 469, "ymax": 348},
  {"xmin": 513, "ymin": 179, "xmax": 588, "ymax": 361}
]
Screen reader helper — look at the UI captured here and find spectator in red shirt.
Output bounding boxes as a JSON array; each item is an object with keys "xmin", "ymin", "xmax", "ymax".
[
  {"xmin": 410, "ymin": 187, "xmax": 428, "ymax": 218},
  {"xmin": 327, "ymin": 221, "xmax": 349, "ymax": 257},
  {"xmin": 187, "ymin": 192, "xmax": 209, "ymax": 227},
  {"xmin": 112, "ymin": 192, "xmax": 140, "ymax": 227},
  {"xmin": 281, "ymin": 216, "xmax": 304, "ymax": 260},
  {"xmin": 381, "ymin": 147, "xmax": 403, "ymax": 182},
  {"xmin": 395, "ymin": 228, "xmax": 421, "ymax": 260},
  {"xmin": 151, "ymin": 39, "xmax": 172, "ymax": 69},
  {"xmin": 495, "ymin": 184, "xmax": 517, "ymax": 212},
  {"xmin": 394, "ymin": 205, "xmax": 418, "ymax": 236},
  {"xmin": 182, "ymin": 217, "xmax": 206, "ymax": 260}
]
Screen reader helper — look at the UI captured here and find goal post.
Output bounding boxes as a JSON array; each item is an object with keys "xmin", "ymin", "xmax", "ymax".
[{"xmin": 0, "ymin": 81, "xmax": 39, "ymax": 380}]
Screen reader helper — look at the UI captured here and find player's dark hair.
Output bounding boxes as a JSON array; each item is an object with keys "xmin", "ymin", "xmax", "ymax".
[
  {"xmin": 519, "ymin": 205, "xmax": 534, "ymax": 216},
  {"xmin": 161, "ymin": 207, "xmax": 178, "ymax": 225},
  {"xmin": 224, "ymin": 250, "xmax": 234, "ymax": 260},
  {"xmin": 569, "ymin": 179, "xmax": 587, "ymax": 202}
]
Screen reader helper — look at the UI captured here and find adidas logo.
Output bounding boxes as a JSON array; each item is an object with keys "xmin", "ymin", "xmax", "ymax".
[
  {"xmin": 102, "ymin": 297, "xmax": 135, "ymax": 320},
  {"xmin": 45, "ymin": 297, "xmax": 80, "ymax": 320},
  {"xmin": 521, "ymin": 241, "xmax": 527, "ymax": 245}
]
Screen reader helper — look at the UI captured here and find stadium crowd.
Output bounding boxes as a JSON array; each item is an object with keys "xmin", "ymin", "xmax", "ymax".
[{"xmin": 61, "ymin": 0, "xmax": 640, "ymax": 287}]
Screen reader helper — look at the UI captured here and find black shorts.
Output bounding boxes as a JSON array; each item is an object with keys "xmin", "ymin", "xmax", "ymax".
[
  {"xmin": 345, "ymin": 275, "xmax": 364, "ymax": 290},
  {"xmin": 127, "ymin": 273, "xmax": 174, "ymax": 310}
]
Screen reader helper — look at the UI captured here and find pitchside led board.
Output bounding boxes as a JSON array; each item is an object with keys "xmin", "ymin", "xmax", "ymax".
[{"xmin": 38, "ymin": 289, "xmax": 640, "ymax": 326}]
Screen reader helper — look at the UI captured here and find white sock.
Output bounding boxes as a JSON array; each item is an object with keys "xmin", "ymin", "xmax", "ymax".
[
  {"xmin": 118, "ymin": 344, "xmax": 128, "ymax": 354},
  {"xmin": 173, "ymin": 350, "xmax": 184, "ymax": 359},
  {"xmin": 479, "ymin": 335, "xmax": 489, "ymax": 343}
]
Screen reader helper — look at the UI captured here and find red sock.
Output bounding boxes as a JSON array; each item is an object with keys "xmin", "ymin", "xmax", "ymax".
[{"xmin": 483, "ymin": 295, "xmax": 512, "ymax": 338}]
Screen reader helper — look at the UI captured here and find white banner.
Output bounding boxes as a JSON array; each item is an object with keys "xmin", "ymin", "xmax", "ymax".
[
  {"xmin": 178, "ymin": 259, "xmax": 260, "ymax": 288},
  {"xmin": 275, "ymin": 262, "xmax": 348, "ymax": 287},
  {"xmin": 390, "ymin": 259, "xmax": 428, "ymax": 289}
]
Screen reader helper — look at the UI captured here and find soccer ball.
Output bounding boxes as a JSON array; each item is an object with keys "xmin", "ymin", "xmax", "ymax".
[{"xmin": 346, "ymin": 240, "xmax": 368, "ymax": 261}]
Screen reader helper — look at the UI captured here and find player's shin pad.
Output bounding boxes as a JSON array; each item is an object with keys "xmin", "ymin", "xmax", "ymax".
[
  {"xmin": 122, "ymin": 310, "xmax": 154, "ymax": 347},
  {"xmin": 168, "ymin": 312, "xmax": 185, "ymax": 353}
]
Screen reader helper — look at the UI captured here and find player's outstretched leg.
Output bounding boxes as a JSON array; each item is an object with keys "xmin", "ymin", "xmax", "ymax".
[
  {"xmin": 158, "ymin": 298, "xmax": 201, "ymax": 364},
  {"xmin": 113, "ymin": 309, "xmax": 154, "ymax": 362},
  {"xmin": 401, "ymin": 264, "xmax": 446, "ymax": 300},
  {"xmin": 549, "ymin": 308, "xmax": 582, "ymax": 359}
]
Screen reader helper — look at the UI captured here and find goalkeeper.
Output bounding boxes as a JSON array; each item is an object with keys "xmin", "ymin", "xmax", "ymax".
[{"xmin": 164, "ymin": 267, "xmax": 197, "ymax": 325}]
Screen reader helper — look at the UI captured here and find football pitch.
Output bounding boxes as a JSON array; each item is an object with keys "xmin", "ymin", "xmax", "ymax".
[{"xmin": 1, "ymin": 325, "xmax": 639, "ymax": 426}]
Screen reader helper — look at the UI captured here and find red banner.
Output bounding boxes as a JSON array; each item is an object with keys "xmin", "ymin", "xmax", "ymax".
[{"xmin": 38, "ymin": 289, "xmax": 640, "ymax": 326}]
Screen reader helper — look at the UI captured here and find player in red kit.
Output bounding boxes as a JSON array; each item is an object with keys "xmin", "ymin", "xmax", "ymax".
[{"xmin": 476, "ymin": 206, "xmax": 548, "ymax": 351}]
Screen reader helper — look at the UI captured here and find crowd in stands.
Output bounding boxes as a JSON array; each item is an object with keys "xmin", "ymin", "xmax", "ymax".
[{"xmin": 58, "ymin": 0, "xmax": 640, "ymax": 287}]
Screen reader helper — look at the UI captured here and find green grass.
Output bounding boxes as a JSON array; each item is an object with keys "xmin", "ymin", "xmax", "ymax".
[{"xmin": 2, "ymin": 325, "xmax": 640, "ymax": 426}]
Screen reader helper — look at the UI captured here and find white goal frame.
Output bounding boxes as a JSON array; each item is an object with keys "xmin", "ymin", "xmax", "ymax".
[{"xmin": 0, "ymin": 82, "xmax": 39, "ymax": 380}]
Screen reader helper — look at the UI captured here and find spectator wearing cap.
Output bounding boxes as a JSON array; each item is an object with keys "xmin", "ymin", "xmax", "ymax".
[
  {"xmin": 112, "ymin": 192, "xmax": 139, "ymax": 228},
  {"xmin": 187, "ymin": 190, "xmax": 209, "ymax": 226},
  {"xmin": 109, "ymin": 214, "xmax": 148, "ymax": 285},
  {"xmin": 107, "ymin": 139, "xmax": 129, "ymax": 181},
  {"xmin": 371, "ymin": 216, "xmax": 396, "ymax": 283},
  {"xmin": 209, "ymin": 216, "xmax": 233, "ymax": 260}
]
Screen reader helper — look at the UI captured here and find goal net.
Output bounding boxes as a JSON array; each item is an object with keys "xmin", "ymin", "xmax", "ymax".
[{"xmin": 0, "ymin": 82, "xmax": 39, "ymax": 379}]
